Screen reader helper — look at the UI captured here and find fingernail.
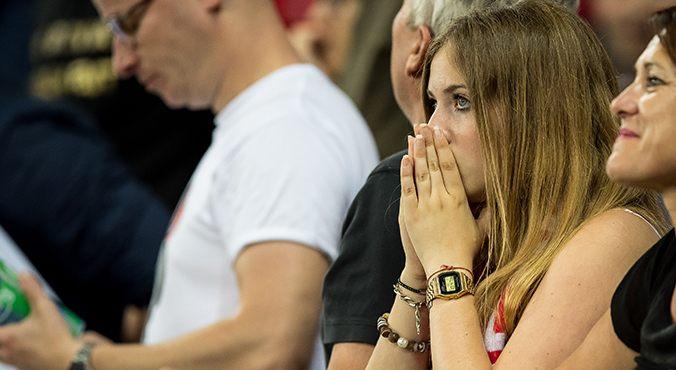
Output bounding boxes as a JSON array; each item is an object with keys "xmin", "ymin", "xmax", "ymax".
[
  {"xmin": 419, "ymin": 123, "xmax": 428, "ymax": 128},
  {"xmin": 415, "ymin": 135, "xmax": 424, "ymax": 148}
]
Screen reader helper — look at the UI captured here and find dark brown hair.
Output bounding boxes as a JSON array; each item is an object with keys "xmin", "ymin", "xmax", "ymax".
[{"xmin": 650, "ymin": 6, "xmax": 676, "ymax": 66}]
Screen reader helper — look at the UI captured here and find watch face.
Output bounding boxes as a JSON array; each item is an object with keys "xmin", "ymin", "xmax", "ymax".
[{"xmin": 438, "ymin": 272, "xmax": 462, "ymax": 294}]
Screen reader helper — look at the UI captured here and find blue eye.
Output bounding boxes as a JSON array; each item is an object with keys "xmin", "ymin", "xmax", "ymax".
[{"xmin": 454, "ymin": 95, "xmax": 471, "ymax": 111}]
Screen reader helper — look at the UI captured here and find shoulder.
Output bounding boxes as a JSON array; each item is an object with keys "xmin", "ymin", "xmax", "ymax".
[
  {"xmin": 565, "ymin": 209, "xmax": 660, "ymax": 255},
  {"xmin": 0, "ymin": 97, "xmax": 94, "ymax": 133},
  {"xmin": 546, "ymin": 209, "xmax": 662, "ymax": 295},
  {"xmin": 371, "ymin": 150, "xmax": 406, "ymax": 175},
  {"xmin": 360, "ymin": 150, "xmax": 405, "ymax": 187},
  {"xmin": 345, "ymin": 150, "xmax": 406, "ymax": 214}
]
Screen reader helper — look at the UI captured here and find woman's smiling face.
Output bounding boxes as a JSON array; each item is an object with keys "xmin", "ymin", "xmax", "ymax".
[{"xmin": 607, "ymin": 36, "xmax": 676, "ymax": 192}]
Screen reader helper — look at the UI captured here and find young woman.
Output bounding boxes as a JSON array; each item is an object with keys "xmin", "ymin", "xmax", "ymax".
[{"xmin": 365, "ymin": 1, "xmax": 670, "ymax": 369}]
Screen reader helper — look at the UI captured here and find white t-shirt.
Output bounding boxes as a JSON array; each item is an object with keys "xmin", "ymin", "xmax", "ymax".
[{"xmin": 143, "ymin": 64, "xmax": 378, "ymax": 369}]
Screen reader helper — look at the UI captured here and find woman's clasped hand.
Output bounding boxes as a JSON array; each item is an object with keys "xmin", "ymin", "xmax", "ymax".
[{"xmin": 399, "ymin": 124, "xmax": 488, "ymax": 281}]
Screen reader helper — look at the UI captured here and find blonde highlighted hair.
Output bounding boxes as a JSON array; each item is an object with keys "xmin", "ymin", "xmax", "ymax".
[{"xmin": 421, "ymin": 0, "xmax": 669, "ymax": 337}]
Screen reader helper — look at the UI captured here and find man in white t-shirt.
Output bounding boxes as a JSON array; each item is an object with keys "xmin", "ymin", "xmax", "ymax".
[{"xmin": 0, "ymin": 0, "xmax": 378, "ymax": 369}]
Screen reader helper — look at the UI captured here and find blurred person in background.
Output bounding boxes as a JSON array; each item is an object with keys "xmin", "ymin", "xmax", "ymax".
[
  {"xmin": 288, "ymin": 0, "xmax": 411, "ymax": 159},
  {"xmin": 0, "ymin": 0, "xmax": 170, "ymax": 345},
  {"xmin": 30, "ymin": 0, "xmax": 214, "ymax": 209},
  {"xmin": 582, "ymin": 0, "xmax": 676, "ymax": 89}
]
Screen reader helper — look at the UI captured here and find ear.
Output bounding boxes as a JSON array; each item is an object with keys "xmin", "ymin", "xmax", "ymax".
[{"xmin": 405, "ymin": 25, "xmax": 432, "ymax": 78}]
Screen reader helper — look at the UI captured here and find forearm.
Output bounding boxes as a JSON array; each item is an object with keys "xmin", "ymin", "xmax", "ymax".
[
  {"xmin": 327, "ymin": 343, "xmax": 375, "ymax": 370},
  {"xmin": 91, "ymin": 243, "xmax": 326, "ymax": 370},
  {"xmin": 428, "ymin": 296, "xmax": 492, "ymax": 370},
  {"xmin": 92, "ymin": 308, "xmax": 316, "ymax": 370},
  {"xmin": 366, "ymin": 271, "xmax": 429, "ymax": 370}
]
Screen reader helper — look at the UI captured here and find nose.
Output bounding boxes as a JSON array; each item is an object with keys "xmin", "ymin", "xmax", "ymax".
[
  {"xmin": 111, "ymin": 38, "xmax": 140, "ymax": 80},
  {"xmin": 611, "ymin": 82, "xmax": 639, "ymax": 119}
]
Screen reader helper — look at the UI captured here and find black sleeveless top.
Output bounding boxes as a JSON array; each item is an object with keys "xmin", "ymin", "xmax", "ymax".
[{"xmin": 611, "ymin": 228, "xmax": 676, "ymax": 370}]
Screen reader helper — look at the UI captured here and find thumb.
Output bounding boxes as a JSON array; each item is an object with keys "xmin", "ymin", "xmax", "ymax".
[{"xmin": 17, "ymin": 273, "xmax": 48, "ymax": 312}]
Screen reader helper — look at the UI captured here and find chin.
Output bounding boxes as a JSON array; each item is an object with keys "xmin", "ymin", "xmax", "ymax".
[
  {"xmin": 158, "ymin": 91, "xmax": 191, "ymax": 110},
  {"xmin": 606, "ymin": 154, "xmax": 635, "ymax": 186},
  {"xmin": 163, "ymin": 90, "xmax": 213, "ymax": 111},
  {"xmin": 185, "ymin": 100, "xmax": 212, "ymax": 111},
  {"xmin": 607, "ymin": 163, "xmax": 652, "ymax": 190}
]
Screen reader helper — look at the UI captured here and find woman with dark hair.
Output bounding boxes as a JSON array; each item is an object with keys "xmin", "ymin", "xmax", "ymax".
[
  {"xmin": 557, "ymin": 5, "xmax": 676, "ymax": 370},
  {"xmin": 364, "ymin": 1, "xmax": 670, "ymax": 369}
]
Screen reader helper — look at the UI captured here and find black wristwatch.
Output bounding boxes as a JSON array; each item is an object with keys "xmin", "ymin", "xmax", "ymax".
[
  {"xmin": 426, "ymin": 270, "xmax": 474, "ymax": 309},
  {"xmin": 69, "ymin": 343, "xmax": 96, "ymax": 370}
]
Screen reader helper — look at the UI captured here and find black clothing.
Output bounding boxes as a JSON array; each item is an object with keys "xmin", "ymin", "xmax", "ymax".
[
  {"xmin": 0, "ymin": 96, "xmax": 170, "ymax": 341},
  {"xmin": 31, "ymin": 0, "xmax": 213, "ymax": 208},
  {"xmin": 322, "ymin": 150, "xmax": 407, "ymax": 358},
  {"xmin": 612, "ymin": 228, "xmax": 676, "ymax": 370}
]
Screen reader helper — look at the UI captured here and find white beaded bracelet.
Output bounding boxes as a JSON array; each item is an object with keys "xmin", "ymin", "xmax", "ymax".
[{"xmin": 376, "ymin": 313, "xmax": 430, "ymax": 353}]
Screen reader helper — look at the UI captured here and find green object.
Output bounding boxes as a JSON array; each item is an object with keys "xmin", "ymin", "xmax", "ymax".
[{"xmin": 0, "ymin": 260, "xmax": 85, "ymax": 337}]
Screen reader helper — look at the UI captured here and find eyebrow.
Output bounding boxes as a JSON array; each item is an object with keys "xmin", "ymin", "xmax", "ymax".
[
  {"xmin": 427, "ymin": 84, "xmax": 468, "ymax": 99},
  {"xmin": 635, "ymin": 61, "xmax": 664, "ymax": 73},
  {"xmin": 444, "ymin": 84, "xmax": 467, "ymax": 95}
]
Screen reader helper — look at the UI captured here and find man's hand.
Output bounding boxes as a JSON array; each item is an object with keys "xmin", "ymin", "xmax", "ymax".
[{"xmin": 0, "ymin": 273, "xmax": 82, "ymax": 370}]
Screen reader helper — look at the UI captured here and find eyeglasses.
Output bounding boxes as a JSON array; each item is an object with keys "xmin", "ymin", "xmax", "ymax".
[{"xmin": 106, "ymin": 0, "xmax": 156, "ymax": 43}]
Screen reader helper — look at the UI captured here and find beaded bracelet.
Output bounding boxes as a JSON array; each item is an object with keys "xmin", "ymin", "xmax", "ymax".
[{"xmin": 377, "ymin": 313, "xmax": 430, "ymax": 353}]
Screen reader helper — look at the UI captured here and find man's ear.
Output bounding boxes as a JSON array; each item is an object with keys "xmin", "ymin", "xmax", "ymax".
[{"xmin": 405, "ymin": 25, "xmax": 432, "ymax": 78}]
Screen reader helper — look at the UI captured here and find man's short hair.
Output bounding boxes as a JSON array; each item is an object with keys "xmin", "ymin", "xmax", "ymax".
[{"xmin": 409, "ymin": 0, "xmax": 580, "ymax": 36}]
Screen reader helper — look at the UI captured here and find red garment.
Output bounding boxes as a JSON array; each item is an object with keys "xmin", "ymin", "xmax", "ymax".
[
  {"xmin": 273, "ymin": 0, "xmax": 315, "ymax": 28},
  {"xmin": 484, "ymin": 297, "xmax": 507, "ymax": 364}
]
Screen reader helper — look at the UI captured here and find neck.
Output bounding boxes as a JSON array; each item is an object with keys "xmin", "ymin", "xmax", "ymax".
[
  {"xmin": 210, "ymin": 8, "xmax": 303, "ymax": 113},
  {"xmin": 405, "ymin": 102, "xmax": 427, "ymax": 126},
  {"xmin": 406, "ymin": 78, "xmax": 428, "ymax": 125},
  {"xmin": 660, "ymin": 188, "xmax": 676, "ymax": 227}
]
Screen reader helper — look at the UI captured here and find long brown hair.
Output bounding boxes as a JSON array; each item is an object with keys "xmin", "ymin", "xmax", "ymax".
[{"xmin": 421, "ymin": 0, "xmax": 670, "ymax": 337}]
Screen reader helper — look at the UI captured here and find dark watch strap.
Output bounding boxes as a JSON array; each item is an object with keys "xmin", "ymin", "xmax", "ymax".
[{"xmin": 69, "ymin": 343, "xmax": 96, "ymax": 370}]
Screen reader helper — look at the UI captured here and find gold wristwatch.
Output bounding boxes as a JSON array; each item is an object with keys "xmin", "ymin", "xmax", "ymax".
[{"xmin": 426, "ymin": 270, "xmax": 474, "ymax": 309}]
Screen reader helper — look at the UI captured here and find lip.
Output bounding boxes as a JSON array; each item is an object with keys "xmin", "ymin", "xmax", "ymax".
[{"xmin": 618, "ymin": 128, "xmax": 640, "ymax": 139}]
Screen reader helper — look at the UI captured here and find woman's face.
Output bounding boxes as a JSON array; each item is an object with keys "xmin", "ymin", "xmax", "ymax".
[
  {"xmin": 426, "ymin": 47, "xmax": 486, "ymax": 203},
  {"xmin": 606, "ymin": 36, "xmax": 676, "ymax": 192}
]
